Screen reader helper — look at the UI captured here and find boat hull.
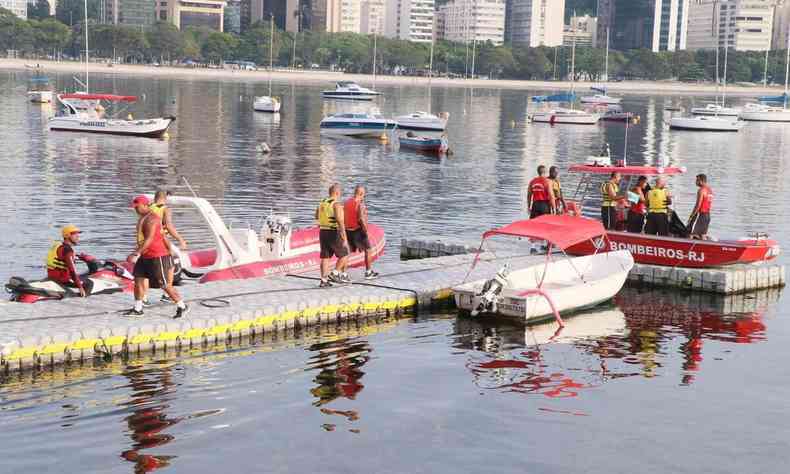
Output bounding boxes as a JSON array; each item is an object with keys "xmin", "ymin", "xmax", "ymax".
[
  {"xmin": 691, "ymin": 108, "xmax": 739, "ymax": 117},
  {"xmin": 565, "ymin": 231, "xmax": 780, "ymax": 268},
  {"xmin": 531, "ymin": 112, "xmax": 599, "ymax": 125},
  {"xmin": 454, "ymin": 251, "xmax": 633, "ymax": 323},
  {"xmin": 399, "ymin": 137, "xmax": 448, "ymax": 153},
  {"xmin": 321, "ymin": 93, "xmax": 377, "ymax": 101},
  {"xmin": 669, "ymin": 117, "xmax": 741, "ymax": 131},
  {"xmin": 739, "ymin": 110, "xmax": 790, "ymax": 122},
  {"xmin": 253, "ymin": 97, "xmax": 281, "ymax": 113},
  {"xmin": 28, "ymin": 91, "xmax": 53, "ymax": 103},
  {"xmin": 49, "ymin": 116, "xmax": 174, "ymax": 137},
  {"xmin": 196, "ymin": 224, "xmax": 385, "ymax": 282},
  {"xmin": 580, "ymin": 96, "xmax": 621, "ymax": 105}
]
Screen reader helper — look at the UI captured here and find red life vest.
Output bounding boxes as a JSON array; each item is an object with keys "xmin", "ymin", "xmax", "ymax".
[
  {"xmin": 344, "ymin": 198, "xmax": 362, "ymax": 231},
  {"xmin": 529, "ymin": 177, "xmax": 550, "ymax": 202},
  {"xmin": 140, "ymin": 214, "xmax": 170, "ymax": 258},
  {"xmin": 699, "ymin": 186, "xmax": 713, "ymax": 213}
]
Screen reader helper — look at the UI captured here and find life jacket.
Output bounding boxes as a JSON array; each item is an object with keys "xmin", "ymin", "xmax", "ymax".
[
  {"xmin": 550, "ymin": 178, "xmax": 561, "ymax": 197},
  {"xmin": 318, "ymin": 198, "xmax": 338, "ymax": 230},
  {"xmin": 46, "ymin": 242, "xmax": 70, "ymax": 283},
  {"xmin": 344, "ymin": 198, "xmax": 362, "ymax": 231},
  {"xmin": 699, "ymin": 186, "xmax": 713, "ymax": 213},
  {"xmin": 647, "ymin": 188, "xmax": 669, "ymax": 213},
  {"xmin": 600, "ymin": 181, "xmax": 617, "ymax": 207},
  {"xmin": 150, "ymin": 203, "xmax": 170, "ymax": 236},
  {"xmin": 529, "ymin": 177, "xmax": 550, "ymax": 202}
]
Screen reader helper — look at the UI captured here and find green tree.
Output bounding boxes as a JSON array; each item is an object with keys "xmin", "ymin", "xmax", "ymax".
[
  {"xmin": 147, "ymin": 21, "xmax": 184, "ymax": 63},
  {"xmin": 476, "ymin": 42, "xmax": 514, "ymax": 79},
  {"xmin": 32, "ymin": 17, "xmax": 71, "ymax": 55},
  {"xmin": 0, "ymin": 8, "xmax": 35, "ymax": 53},
  {"xmin": 201, "ymin": 31, "xmax": 238, "ymax": 64},
  {"xmin": 237, "ymin": 21, "xmax": 282, "ymax": 65}
]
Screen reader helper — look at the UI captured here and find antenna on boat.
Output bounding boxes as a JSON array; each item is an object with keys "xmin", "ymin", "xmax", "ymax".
[
  {"xmin": 623, "ymin": 114, "xmax": 629, "ymax": 167},
  {"xmin": 182, "ymin": 176, "xmax": 200, "ymax": 198}
]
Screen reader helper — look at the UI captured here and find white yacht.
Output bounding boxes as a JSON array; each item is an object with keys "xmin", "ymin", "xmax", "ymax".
[
  {"xmin": 669, "ymin": 115, "xmax": 742, "ymax": 132},
  {"xmin": 580, "ymin": 91, "xmax": 621, "ymax": 105},
  {"xmin": 395, "ymin": 111, "xmax": 448, "ymax": 131},
  {"xmin": 321, "ymin": 81, "xmax": 381, "ymax": 100},
  {"xmin": 320, "ymin": 110, "xmax": 397, "ymax": 137},
  {"xmin": 50, "ymin": 93, "xmax": 174, "ymax": 137},
  {"xmin": 739, "ymin": 103, "xmax": 790, "ymax": 122},
  {"xmin": 530, "ymin": 108, "xmax": 600, "ymax": 125},
  {"xmin": 253, "ymin": 95, "xmax": 281, "ymax": 113},
  {"xmin": 690, "ymin": 103, "xmax": 740, "ymax": 116}
]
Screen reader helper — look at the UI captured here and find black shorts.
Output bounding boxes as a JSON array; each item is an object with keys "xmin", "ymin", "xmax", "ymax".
[
  {"xmin": 601, "ymin": 206, "xmax": 618, "ymax": 230},
  {"xmin": 347, "ymin": 228, "xmax": 371, "ymax": 252},
  {"xmin": 133, "ymin": 255, "xmax": 173, "ymax": 289},
  {"xmin": 319, "ymin": 229, "xmax": 349, "ymax": 259},
  {"xmin": 645, "ymin": 212, "xmax": 669, "ymax": 236},
  {"xmin": 626, "ymin": 212, "xmax": 645, "ymax": 233},
  {"xmin": 690, "ymin": 212, "xmax": 710, "ymax": 236},
  {"xmin": 530, "ymin": 201, "xmax": 551, "ymax": 219}
]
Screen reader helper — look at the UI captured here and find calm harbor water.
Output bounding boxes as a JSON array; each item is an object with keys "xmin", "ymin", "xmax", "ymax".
[{"xmin": 1, "ymin": 70, "xmax": 789, "ymax": 473}]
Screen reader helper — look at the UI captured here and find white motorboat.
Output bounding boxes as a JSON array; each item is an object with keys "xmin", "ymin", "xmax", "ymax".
[
  {"xmin": 253, "ymin": 16, "xmax": 282, "ymax": 114},
  {"xmin": 321, "ymin": 81, "xmax": 381, "ymax": 100},
  {"xmin": 253, "ymin": 95, "xmax": 281, "ymax": 113},
  {"xmin": 395, "ymin": 111, "xmax": 448, "ymax": 131},
  {"xmin": 580, "ymin": 93, "xmax": 621, "ymax": 105},
  {"xmin": 49, "ymin": 93, "xmax": 175, "ymax": 137},
  {"xmin": 320, "ymin": 110, "xmax": 397, "ymax": 137},
  {"xmin": 669, "ymin": 115, "xmax": 742, "ymax": 132},
  {"xmin": 739, "ymin": 103, "xmax": 790, "ymax": 122},
  {"xmin": 690, "ymin": 103, "xmax": 740, "ymax": 116},
  {"xmin": 530, "ymin": 108, "xmax": 600, "ymax": 125},
  {"xmin": 27, "ymin": 65, "xmax": 53, "ymax": 103},
  {"xmin": 453, "ymin": 215, "xmax": 634, "ymax": 325}
]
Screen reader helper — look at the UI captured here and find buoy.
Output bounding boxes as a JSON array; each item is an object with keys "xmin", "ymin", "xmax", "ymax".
[
  {"xmin": 257, "ymin": 142, "xmax": 271, "ymax": 154},
  {"xmin": 240, "ymin": 95, "xmax": 243, "ymax": 102},
  {"xmin": 162, "ymin": 131, "xmax": 170, "ymax": 140},
  {"xmin": 379, "ymin": 134, "xmax": 388, "ymax": 143},
  {"xmin": 510, "ymin": 120, "xmax": 516, "ymax": 128},
  {"xmin": 127, "ymin": 113, "xmax": 133, "ymax": 120}
]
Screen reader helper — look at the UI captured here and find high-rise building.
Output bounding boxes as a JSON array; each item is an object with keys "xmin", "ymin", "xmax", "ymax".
[
  {"xmin": 103, "ymin": 0, "xmax": 156, "ymax": 26},
  {"xmin": 440, "ymin": 0, "xmax": 506, "ymax": 45},
  {"xmin": 563, "ymin": 14, "xmax": 597, "ymax": 48},
  {"xmin": 156, "ymin": 0, "xmax": 227, "ymax": 31},
  {"xmin": 774, "ymin": 0, "xmax": 790, "ymax": 49},
  {"xmin": 247, "ymin": 0, "xmax": 299, "ymax": 30},
  {"xmin": 1, "ymin": 0, "xmax": 27, "ymax": 18},
  {"xmin": 506, "ymin": 0, "xmax": 565, "ymax": 47},
  {"xmin": 686, "ymin": 0, "xmax": 777, "ymax": 52},
  {"xmin": 339, "ymin": 0, "xmax": 361, "ymax": 32},
  {"xmin": 360, "ymin": 0, "xmax": 385, "ymax": 34},
  {"xmin": 597, "ymin": 0, "xmax": 689, "ymax": 52},
  {"xmin": 384, "ymin": 0, "xmax": 434, "ymax": 42}
]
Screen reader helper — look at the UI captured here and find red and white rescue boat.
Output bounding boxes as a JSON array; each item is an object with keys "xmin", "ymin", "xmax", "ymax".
[
  {"xmin": 49, "ymin": 93, "xmax": 174, "ymax": 138},
  {"xmin": 561, "ymin": 164, "xmax": 780, "ymax": 267}
]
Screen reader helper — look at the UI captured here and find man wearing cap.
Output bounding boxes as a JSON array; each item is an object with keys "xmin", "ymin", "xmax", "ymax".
[
  {"xmin": 46, "ymin": 224, "xmax": 95, "ymax": 297},
  {"xmin": 126, "ymin": 195, "xmax": 189, "ymax": 318}
]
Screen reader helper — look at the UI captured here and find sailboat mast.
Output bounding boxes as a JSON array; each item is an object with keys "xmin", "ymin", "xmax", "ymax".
[
  {"xmin": 763, "ymin": 49, "xmax": 769, "ymax": 87},
  {"xmin": 268, "ymin": 14, "xmax": 274, "ymax": 96},
  {"xmin": 605, "ymin": 27, "xmax": 609, "ymax": 82},
  {"xmin": 785, "ymin": 33, "xmax": 789, "ymax": 95},
  {"xmin": 428, "ymin": 35, "xmax": 434, "ymax": 112},
  {"xmin": 570, "ymin": 31, "xmax": 576, "ymax": 93},
  {"xmin": 84, "ymin": 0, "xmax": 89, "ymax": 92},
  {"xmin": 722, "ymin": 43, "xmax": 728, "ymax": 106},
  {"xmin": 372, "ymin": 34, "xmax": 377, "ymax": 88},
  {"xmin": 715, "ymin": 45, "xmax": 719, "ymax": 105}
]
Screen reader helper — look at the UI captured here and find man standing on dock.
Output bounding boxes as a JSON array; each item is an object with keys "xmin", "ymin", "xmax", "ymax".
[
  {"xmin": 125, "ymin": 195, "xmax": 189, "ymax": 318},
  {"xmin": 317, "ymin": 184, "xmax": 350, "ymax": 287},
  {"xmin": 344, "ymin": 185, "xmax": 379, "ymax": 280},
  {"xmin": 150, "ymin": 190, "xmax": 187, "ymax": 300},
  {"xmin": 645, "ymin": 177, "xmax": 672, "ymax": 236},
  {"xmin": 527, "ymin": 165, "xmax": 556, "ymax": 218},
  {"xmin": 688, "ymin": 174, "xmax": 713, "ymax": 240}
]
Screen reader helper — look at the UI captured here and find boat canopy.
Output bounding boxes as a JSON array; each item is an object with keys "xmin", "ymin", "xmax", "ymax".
[
  {"xmin": 58, "ymin": 93, "xmax": 137, "ymax": 102},
  {"xmin": 569, "ymin": 164, "xmax": 686, "ymax": 176},
  {"xmin": 482, "ymin": 215, "xmax": 604, "ymax": 250},
  {"xmin": 758, "ymin": 92, "xmax": 788, "ymax": 104},
  {"xmin": 531, "ymin": 92, "xmax": 576, "ymax": 103}
]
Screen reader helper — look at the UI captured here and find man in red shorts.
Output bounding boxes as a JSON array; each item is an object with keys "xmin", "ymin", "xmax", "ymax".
[
  {"xmin": 344, "ymin": 185, "xmax": 378, "ymax": 280},
  {"xmin": 125, "ymin": 195, "xmax": 189, "ymax": 318}
]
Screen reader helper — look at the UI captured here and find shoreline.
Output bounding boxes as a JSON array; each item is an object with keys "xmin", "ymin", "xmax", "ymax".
[{"xmin": 1, "ymin": 58, "xmax": 784, "ymax": 97}]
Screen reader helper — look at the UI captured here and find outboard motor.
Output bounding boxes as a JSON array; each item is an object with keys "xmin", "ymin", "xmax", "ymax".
[
  {"xmin": 471, "ymin": 264, "xmax": 510, "ymax": 316},
  {"xmin": 260, "ymin": 214, "xmax": 293, "ymax": 259}
]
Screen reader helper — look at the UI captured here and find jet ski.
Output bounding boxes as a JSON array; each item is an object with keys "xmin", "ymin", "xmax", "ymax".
[{"xmin": 5, "ymin": 256, "xmax": 135, "ymax": 303}]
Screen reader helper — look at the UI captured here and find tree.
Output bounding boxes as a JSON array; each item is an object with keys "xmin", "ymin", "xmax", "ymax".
[
  {"xmin": 147, "ymin": 21, "xmax": 184, "ymax": 63},
  {"xmin": 31, "ymin": 17, "xmax": 71, "ymax": 55},
  {"xmin": 0, "ymin": 8, "xmax": 35, "ymax": 53},
  {"xmin": 201, "ymin": 31, "xmax": 238, "ymax": 63},
  {"xmin": 56, "ymin": 0, "xmax": 100, "ymax": 26},
  {"xmin": 28, "ymin": 0, "xmax": 51, "ymax": 20},
  {"xmin": 237, "ymin": 21, "xmax": 282, "ymax": 65},
  {"xmin": 476, "ymin": 43, "xmax": 514, "ymax": 79}
]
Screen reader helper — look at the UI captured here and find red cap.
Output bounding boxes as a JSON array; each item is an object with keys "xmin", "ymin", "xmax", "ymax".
[{"xmin": 131, "ymin": 195, "xmax": 150, "ymax": 207}]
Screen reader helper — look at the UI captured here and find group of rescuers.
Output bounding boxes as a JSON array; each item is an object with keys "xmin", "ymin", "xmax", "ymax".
[
  {"xmin": 47, "ymin": 184, "xmax": 379, "ymax": 314},
  {"xmin": 526, "ymin": 165, "xmax": 713, "ymax": 239}
]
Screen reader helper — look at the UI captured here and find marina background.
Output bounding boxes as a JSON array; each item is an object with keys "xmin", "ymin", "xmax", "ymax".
[{"xmin": 1, "ymin": 69, "xmax": 789, "ymax": 473}]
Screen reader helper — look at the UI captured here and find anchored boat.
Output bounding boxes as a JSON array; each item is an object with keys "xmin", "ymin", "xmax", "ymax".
[
  {"xmin": 562, "ymin": 164, "xmax": 780, "ymax": 267},
  {"xmin": 669, "ymin": 115, "xmax": 742, "ymax": 132},
  {"xmin": 49, "ymin": 93, "xmax": 175, "ymax": 137},
  {"xmin": 454, "ymin": 215, "xmax": 633, "ymax": 325},
  {"xmin": 27, "ymin": 66, "xmax": 53, "ymax": 103},
  {"xmin": 321, "ymin": 81, "xmax": 381, "ymax": 100},
  {"xmin": 398, "ymin": 134, "xmax": 449, "ymax": 154},
  {"xmin": 395, "ymin": 111, "xmax": 448, "ymax": 131},
  {"xmin": 320, "ymin": 110, "xmax": 397, "ymax": 137}
]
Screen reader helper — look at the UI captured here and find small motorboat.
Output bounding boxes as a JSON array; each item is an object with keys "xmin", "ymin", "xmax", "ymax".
[
  {"xmin": 530, "ymin": 108, "xmax": 600, "ymax": 125},
  {"xmin": 580, "ymin": 94, "xmax": 622, "ymax": 105},
  {"xmin": 27, "ymin": 66, "xmax": 53, "ymax": 103},
  {"xmin": 600, "ymin": 105, "xmax": 635, "ymax": 122},
  {"xmin": 399, "ymin": 134, "xmax": 449, "ymax": 154},
  {"xmin": 690, "ymin": 103, "xmax": 740, "ymax": 116},
  {"xmin": 321, "ymin": 81, "xmax": 381, "ymax": 100},
  {"xmin": 739, "ymin": 103, "xmax": 790, "ymax": 122},
  {"xmin": 320, "ymin": 110, "xmax": 397, "ymax": 137},
  {"xmin": 395, "ymin": 111, "xmax": 449, "ymax": 131},
  {"xmin": 453, "ymin": 215, "xmax": 634, "ymax": 325},
  {"xmin": 253, "ymin": 95, "xmax": 281, "ymax": 113},
  {"xmin": 6, "ymin": 257, "xmax": 135, "ymax": 303},
  {"xmin": 49, "ymin": 93, "xmax": 175, "ymax": 138},
  {"xmin": 562, "ymin": 164, "xmax": 780, "ymax": 267},
  {"xmin": 669, "ymin": 115, "xmax": 742, "ymax": 132}
]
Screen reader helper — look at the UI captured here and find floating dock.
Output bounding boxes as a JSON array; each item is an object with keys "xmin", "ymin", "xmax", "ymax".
[
  {"xmin": 0, "ymin": 251, "xmax": 543, "ymax": 374},
  {"xmin": 401, "ymin": 237, "xmax": 786, "ymax": 294}
]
